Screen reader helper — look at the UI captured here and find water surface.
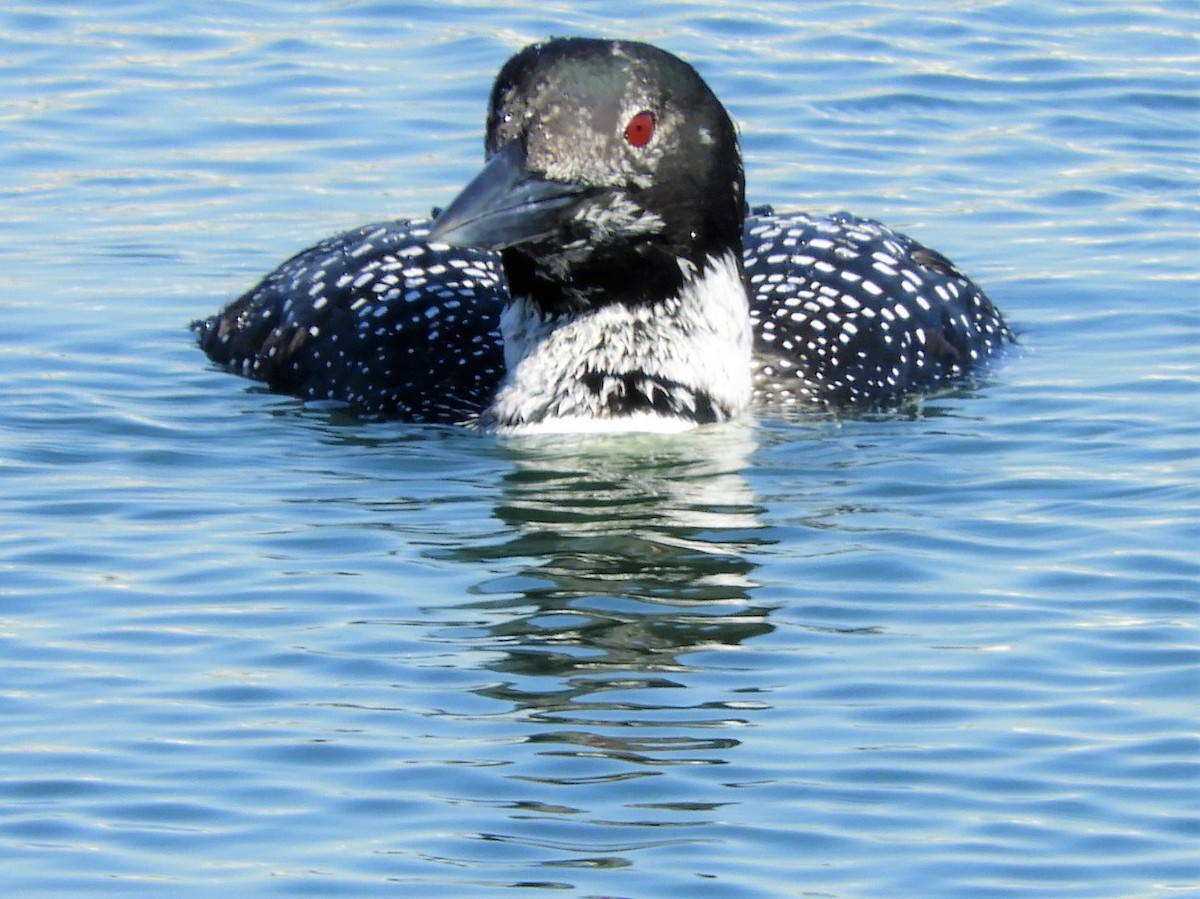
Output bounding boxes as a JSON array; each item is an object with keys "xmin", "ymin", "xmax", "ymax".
[{"xmin": 1, "ymin": 2, "xmax": 1197, "ymax": 896}]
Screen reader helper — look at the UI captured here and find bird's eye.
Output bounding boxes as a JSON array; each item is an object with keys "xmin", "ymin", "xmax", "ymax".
[{"xmin": 624, "ymin": 111, "xmax": 656, "ymax": 148}]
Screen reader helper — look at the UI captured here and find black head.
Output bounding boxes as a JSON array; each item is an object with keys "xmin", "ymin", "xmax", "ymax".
[{"xmin": 428, "ymin": 38, "xmax": 745, "ymax": 314}]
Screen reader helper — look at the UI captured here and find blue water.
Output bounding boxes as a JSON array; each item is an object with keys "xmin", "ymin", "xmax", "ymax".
[{"xmin": 1, "ymin": 2, "xmax": 1197, "ymax": 896}]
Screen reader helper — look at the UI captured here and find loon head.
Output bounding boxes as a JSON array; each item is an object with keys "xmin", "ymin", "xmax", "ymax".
[{"xmin": 428, "ymin": 37, "xmax": 746, "ymax": 315}]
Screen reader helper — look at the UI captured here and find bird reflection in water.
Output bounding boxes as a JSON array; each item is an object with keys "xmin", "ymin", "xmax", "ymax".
[{"xmin": 438, "ymin": 422, "xmax": 776, "ymax": 774}]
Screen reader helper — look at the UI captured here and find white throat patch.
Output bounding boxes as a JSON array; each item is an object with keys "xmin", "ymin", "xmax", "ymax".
[{"xmin": 483, "ymin": 251, "xmax": 752, "ymax": 432}]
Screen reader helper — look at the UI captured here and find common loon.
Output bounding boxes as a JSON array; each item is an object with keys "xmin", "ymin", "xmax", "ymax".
[{"xmin": 194, "ymin": 37, "xmax": 1011, "ymax": 432}]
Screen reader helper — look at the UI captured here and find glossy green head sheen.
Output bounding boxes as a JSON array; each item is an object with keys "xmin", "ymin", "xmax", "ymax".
[{"xmin": 431, "ymin": 38, "xmax": 745, "ymax": 313}]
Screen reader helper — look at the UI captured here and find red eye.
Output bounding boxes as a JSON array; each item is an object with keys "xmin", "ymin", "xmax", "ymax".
[{"xmin": 624, "ymin": 111, "xmax": 655, "ymax": 147}]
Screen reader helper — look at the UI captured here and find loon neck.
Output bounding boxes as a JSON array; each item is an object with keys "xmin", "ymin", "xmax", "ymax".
[
  {"xmin": 498, "ymin": 211, "xmax": 746, "ymax": 317},
  {"xmin": 480, "ymin": 250, "xmax": 752, "ymax": 433}
]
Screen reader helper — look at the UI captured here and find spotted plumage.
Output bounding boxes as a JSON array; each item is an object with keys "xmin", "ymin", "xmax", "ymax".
[
  {"xmin": 194, "ymin": 220, "xmax": 507, "ymax": 422},
  {"xmin": 194, "ymin": 38, "xmax": 1011, "ymax": 431},
  {"xmin": 745, "ymin": 207, "xmax": 1010, "ymax": 410}
]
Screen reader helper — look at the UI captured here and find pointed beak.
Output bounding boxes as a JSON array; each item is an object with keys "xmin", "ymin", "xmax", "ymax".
[{"xmin": 427, "ymin": 141, "xmax": 598, "ymax": 250}]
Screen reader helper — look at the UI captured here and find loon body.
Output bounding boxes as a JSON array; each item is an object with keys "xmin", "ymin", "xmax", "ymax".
[{"xmin": 195, "ymin": 38, "xmax": 1011, "ymax": 432}]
